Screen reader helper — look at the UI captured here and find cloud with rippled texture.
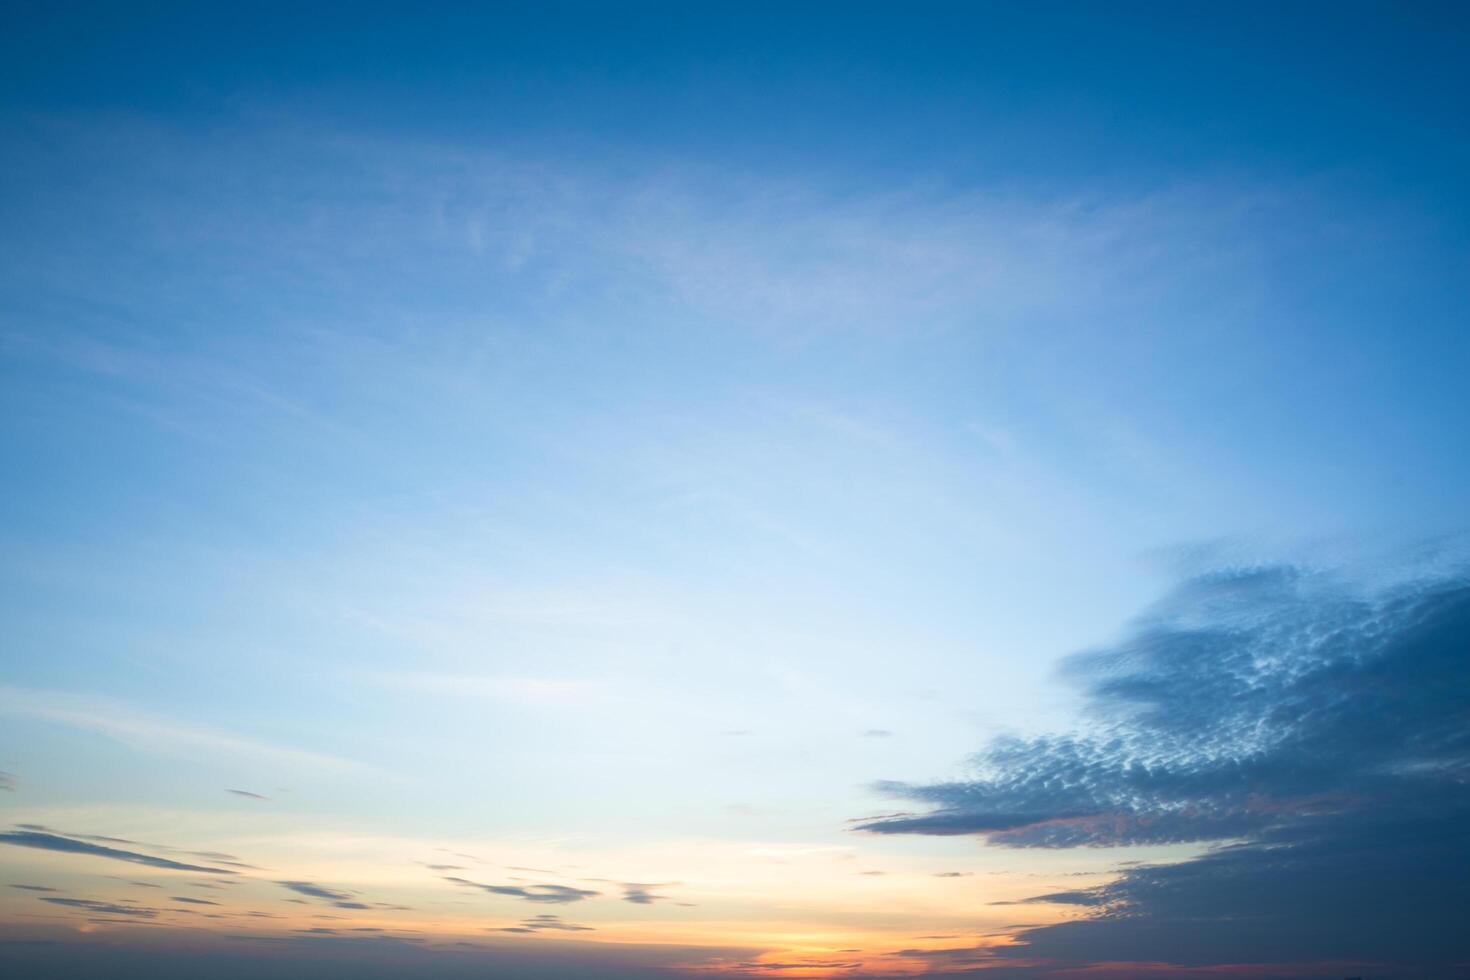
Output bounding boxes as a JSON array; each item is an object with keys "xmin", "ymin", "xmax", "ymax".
[{"xmin": 858, "ymin": 564, "xmax": 1470, "ymax": 971}]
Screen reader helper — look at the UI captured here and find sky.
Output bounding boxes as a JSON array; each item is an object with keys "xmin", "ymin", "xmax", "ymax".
[{"xmin": 1, "ymin": 3, "xmax": 1468, "ymax": 979}]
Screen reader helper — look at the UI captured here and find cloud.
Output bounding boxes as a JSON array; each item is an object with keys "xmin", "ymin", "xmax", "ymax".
[
  {"xmin": 618, "ymin": 882, "xmax": 675, "ymax": 905},
  {"xmin": 0, "ymin": 770, "xmax": 13, "ymax": 791},
  {"xmin": 989, "ymin": 889, "xmax": 1105, "ymax": 906},
  {"xmin": 857, "ymin": 563, "xmax": 1470, "ymax": 971},
  {"xmin": 443, "ymin": 877, "xmax": 598, "ymax": 904},
  {"xmin": 40, "ymin": 897, "xmax": 158, "ymax": 918},
  {"xmin": 582, "ymin": 879, "xmax": 677, "ymax": 904},
  {"xmin": 497, "ymin": 914, "xmax": 595, "ymax": 933},
  {"xmin": 12, "ymin": 826, "xmax": 260, "ymax": 870},
  {"xmin": 0, "ymin": 830, "xmax": 237, "ymax": 874},
  {"xmin": 170, "ymin": 896, "xmax": 220, "ymax": 906},
  {"xmin": 276, "ymin": 881, "xmax": 369, "ymax": 909},
  {"xmin": 860, "ymin": 729, "xmax": 893, "ymax": 738},
  {"xmin": 10, "ymin": 884, "xmax": 58, "ymax": 891},
  {"xmin": 226, "ymin": 789, "xmax": 271, "ymax": 800},
  {"xmin": 0, "ymin": 686, "xmax": 366, "ymax": 773}
]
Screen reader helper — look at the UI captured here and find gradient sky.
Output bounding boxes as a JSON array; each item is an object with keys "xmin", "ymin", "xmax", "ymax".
[{"xmin": 2, "ymin": 4, "xmax": 1469, "ymax": 979}]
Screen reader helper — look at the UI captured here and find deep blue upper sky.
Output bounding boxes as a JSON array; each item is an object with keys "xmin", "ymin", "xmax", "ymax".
[{"xmin": 6, "ymin": 2, "xmax": 1469, "ymax": 188}]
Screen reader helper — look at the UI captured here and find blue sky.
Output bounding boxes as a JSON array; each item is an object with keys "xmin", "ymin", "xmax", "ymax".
[{"xmin": 2, "ymin": 4, "xmax": 1469, "ymax": 979}]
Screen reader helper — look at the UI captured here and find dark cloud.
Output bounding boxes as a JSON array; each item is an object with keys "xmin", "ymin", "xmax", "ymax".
[
  {"xmin": 226, "ymin": 789, "xmax": 270, "ymax": 801},
  {"xmin": 888, "ymin": 945, "xmax": 993, "ymax": 965},
  {"xmin": 856, "ymin": 564, "xmax": 1470, "ymax": 972},
  {"xmin": 40, "ymin": 897, "xmax": 158, "ymax": 918},
  {"xmin": 443, "ymin": 877, "xmax": 599, "ymax": 904},
  {"xmin": 9, "ymin": 826, "xmax": 258, "ymax": 869},
  {"xmin": 932, "ymin": 871, "xmax": 970, "ymax": 877},
  {"xmin": 9, "ymin": 884, "xmax": 58, "ymax": 891},
  {"xmin": 611, "ymin": 881, "xmax": 674, "ymax": 905},
  {"xmin": 169, "ymin": 896, "xmax": 220, "ymax": 905},
  {"xmin": 989, "ymin": 889, "xmax": 1105, "ymax": 906},
  {"xmin": 0, "ymin": 830, "xmax": 236, "ymax": 874},
  {"xmin": 276, "ymin": 881, "xmax": 367, "ymax": 910},
  {"xmin": 496, "ymin": 914, "xmax": 595, "ymax": 933}
]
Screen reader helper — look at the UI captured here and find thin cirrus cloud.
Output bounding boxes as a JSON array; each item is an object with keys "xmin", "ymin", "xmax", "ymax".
[
  {"xmin": 0, "ymin": 830, "xmax": 238, "ymax": 874},
  {"xmin": 495, "ymin": 914, "xmax": 595, "ymax": 933},
  {"xmin": 856, "ymin": 562, "xmax": 1470, "ymax": 971},
  {"xmin": 443, "ymin": 876, "xmax": 599, "ymax": 905},
  {"xmin": 583, "ymin": 879, "xmax": 677, "ymax": 904},
  {"xmin": 40, "ymin": 897, "xmax": 158, "ymax": 918},
  {"xmin": 13, "ymin": 824, "xmax": 259, "ymax": 870},
  {"xmin": 365, "ymin": 671, "xmax": 608, "ymax": 708},
  {"xmin": 0, "ymin": 685, "xmax": 367, "ymax": 774},
  {"xmin": 226, "ymin": 789, "xmax": 271, "ymax": 801},
  {"xmin": 277, "ymin": 881, "xmax": 371, "ymax": 910}
]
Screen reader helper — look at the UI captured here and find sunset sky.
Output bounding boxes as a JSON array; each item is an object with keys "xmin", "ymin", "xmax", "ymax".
[{"xmin": 2, "ymin": 4, "xmax": 1469, "ymax": 979}]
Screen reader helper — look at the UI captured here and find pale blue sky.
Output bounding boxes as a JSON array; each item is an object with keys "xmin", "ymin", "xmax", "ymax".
[{"xmin": 2, "ymin": 4, "xmax": 1468, "ymax": 977}]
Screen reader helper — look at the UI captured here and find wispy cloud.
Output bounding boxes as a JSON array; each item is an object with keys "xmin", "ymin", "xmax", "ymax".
[
  {"xmin": 364, "ymin": 671, "xmax": 608, "ymax": 707},
  {"xmin": 444, "ymin": 876, "xmax": 598, "ymax": 905},
  {"xmin": 277, "ymin": 881, "xmax": 370, "ymax": 909},
  {"xmin": 40, "ymin": 897, "xmax": 158, "ymax": 918},
  {"xmin": 0, "ymin": 830, "xmax": 237, "ymax": 874},
  {"xmin": 0, "ymin": 686, "xmax": 367, "ymax": 773},
  {"xmin": 15, "ymin": 825, "xmax": 259, "ymax": 870},
  {"xmin": 616, "ymin": 881, "xmax": 675, "ymax": 905},
  {"xmin": 580, "ymin": 878, "xmax": 678, "ymax": 904},
  {"xmin": 494, "ymin": 913, "xmax": 595, "ymax": 933},
  {"xmin": 226, "ymin": 789, "xmax": 271, "ymax": 801}
]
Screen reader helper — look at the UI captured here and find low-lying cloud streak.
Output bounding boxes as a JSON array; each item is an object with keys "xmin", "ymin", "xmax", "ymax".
[
  {"xmin": 444, "ymin": 877, "xmax": 599, "ymax": 905},
  {"xmin": 0, "ymin": 830, "xmax": 238, "ymax": 874}
]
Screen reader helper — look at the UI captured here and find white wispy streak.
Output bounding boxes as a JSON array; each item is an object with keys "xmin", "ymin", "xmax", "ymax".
[{"xmin": 0, "ymin": 685, "xmax": 370, "ymax": 774}]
